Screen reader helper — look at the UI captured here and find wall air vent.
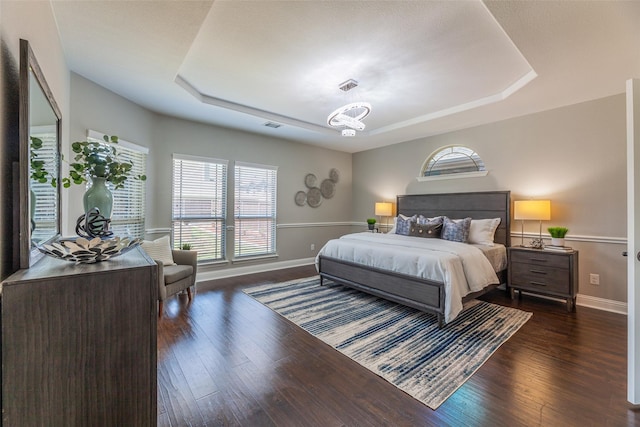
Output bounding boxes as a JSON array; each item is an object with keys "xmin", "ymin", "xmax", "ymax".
[
  {"xmin": 263, "ymin": 121, "xmax": 283, "ymax": 129},
  {"xmin": 338, "ymin": 79, "xmax": 358, "ymax": 92}
]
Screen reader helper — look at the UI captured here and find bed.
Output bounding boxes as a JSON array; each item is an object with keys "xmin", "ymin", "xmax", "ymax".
[{"xmin": 316, "ymin": 191, "xmax": 511, "ymax": 327}]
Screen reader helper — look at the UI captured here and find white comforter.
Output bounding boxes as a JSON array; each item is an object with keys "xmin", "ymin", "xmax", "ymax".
[{"xmin": 315, "ymin": 232, "xmax": 499, "ymax": 323}]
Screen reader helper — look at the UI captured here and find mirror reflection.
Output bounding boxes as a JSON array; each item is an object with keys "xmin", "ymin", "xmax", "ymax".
[
  {"xmin": 20, "ymin": 39, "xmax": 62, "ymax": 268},
  {"xmin": 29, "ymin": 70, "xmax": 59, "ymax": 244}
]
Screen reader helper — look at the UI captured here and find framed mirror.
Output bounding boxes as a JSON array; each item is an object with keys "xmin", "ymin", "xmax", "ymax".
[{"xmin": 19, "ymin": 39, "xmax": 62, "ymax": 268}]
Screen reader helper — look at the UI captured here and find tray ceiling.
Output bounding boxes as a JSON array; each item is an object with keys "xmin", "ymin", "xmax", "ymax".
[{"xmin": 51, "ymin": 1, "xmax": 640, "ymax": 153}]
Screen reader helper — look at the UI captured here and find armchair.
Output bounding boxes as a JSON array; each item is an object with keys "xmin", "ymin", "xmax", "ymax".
[{"xmin": 157, "ymin": 249, "xmax": 197, "ymax": 317}]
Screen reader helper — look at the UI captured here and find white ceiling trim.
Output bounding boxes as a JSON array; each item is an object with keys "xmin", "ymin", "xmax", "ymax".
[
  {"xmin": 176, "ymin": 69, "xmax": 537, "ymax": 138},
  {"xmin": 369, "ymin": 69, "xmax": 538, "ymax": 136},
  {"xmin": 175, "ymin": 74, "xmax": 334, "ymax": 136}
]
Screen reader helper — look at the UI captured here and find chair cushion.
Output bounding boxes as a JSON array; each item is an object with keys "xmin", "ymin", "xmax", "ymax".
[{"xmin": 163, "ymin": 265, "xmax": 193, "ymax": 285}]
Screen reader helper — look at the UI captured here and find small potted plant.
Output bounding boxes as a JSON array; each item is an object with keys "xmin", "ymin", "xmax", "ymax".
[
  {"xmin": 181, "ymin": 243, "xmax": 192, "ymax": 250},
  {"xmin": 548, "ymin": 226, "xmax": 569, "ymax": 246},
  {"xmin": 367, "ymin": 218, "xmax": 377, "ymax": 231}
]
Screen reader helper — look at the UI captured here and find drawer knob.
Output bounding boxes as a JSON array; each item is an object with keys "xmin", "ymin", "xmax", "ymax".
[
  {"xmin": 529, "ymin": 258, "xmax": 548, "ymax": 262},
  {"xmin": 529, "ymin": 269, "xmax": 547, "ymax": 275}
]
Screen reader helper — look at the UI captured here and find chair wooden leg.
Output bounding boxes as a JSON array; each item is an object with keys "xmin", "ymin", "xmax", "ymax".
[
  {"xmin": 158, "ymin": 300, "xmax": 163, "ymax": 318},
  {"xmin": 187, "ymin": 287, "xmax": 192, "ymax": 301}
]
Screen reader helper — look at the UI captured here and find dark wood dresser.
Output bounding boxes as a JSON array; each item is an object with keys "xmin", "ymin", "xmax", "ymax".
[
  {"xmin": 1, "ymin": 246, "xmax": 158, "ymax": 426},
  {"xmin": 508, "ymin": 246, "xmax": 579, "ymax": 312}
]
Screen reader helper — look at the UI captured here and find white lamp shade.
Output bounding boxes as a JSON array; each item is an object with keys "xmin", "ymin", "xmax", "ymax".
[
  {"xmin": 375, "ymin": 202, "xmax": 393, "ymax": 217},
  {"xmin": 514, "ymin": 200, "xmax": 551, "ymax": 221}
]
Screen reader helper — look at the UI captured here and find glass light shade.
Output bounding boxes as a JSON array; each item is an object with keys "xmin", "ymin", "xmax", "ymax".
[
  {"xmin": 514, "ymin": 200, "xmax": 551, "ymax": 221},
  {"xmin": 375, "ymin": 202, "xmax": 393, "ymax": 217}
]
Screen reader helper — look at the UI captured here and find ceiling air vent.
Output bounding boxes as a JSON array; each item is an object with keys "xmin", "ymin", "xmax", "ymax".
[{"xmin": 263, "ymin": 121, "xmax": 283, "ymax": 129}]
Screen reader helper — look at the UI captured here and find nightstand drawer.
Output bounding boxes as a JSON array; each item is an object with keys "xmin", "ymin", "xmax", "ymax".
[
  {"xmin": 509, "ymin": 249, "xmax": 570, "ymax": 269},
  {"xmin": 510, "ymin": 263, "xmax": 570, "ymax": 294}
]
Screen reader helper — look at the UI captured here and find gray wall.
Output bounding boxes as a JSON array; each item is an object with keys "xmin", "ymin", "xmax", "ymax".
[
  {"xmin": 149, "ymin": 114, "xmax": 353, "ymax": 268},
  {"xmin": 2, "ymin": 11, "xmax": 629, "ymax": 305},
  {"xmin": 68, "ymin": 73, "xmax": 154, "ymax": 234},
  {"xmin": 0, "ymin": 1, "xmax": 70, "ymax": 280},
  {"xmin": 353, "ymin": 94, "xmax": 627, "ymax": 304},
  {"xmin": 69, "ymin": 74, "xmax": 353, "ymax": 275}
]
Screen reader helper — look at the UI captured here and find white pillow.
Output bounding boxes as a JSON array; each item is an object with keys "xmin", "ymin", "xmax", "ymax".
[
  {"xmin": 141, "ymin": 235, "xmax": 176, "ymax": 265},
  {"xmin": 388, "ymin": 216, "xmax": 398, "ymax": 234},
  {"xmin": 468, "ymin": 218, "xmax": 501, "ymax": 246}
]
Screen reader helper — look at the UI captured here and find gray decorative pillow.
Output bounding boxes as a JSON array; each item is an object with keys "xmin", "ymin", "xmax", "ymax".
[
  {"xmin": 409, "ymin": 221, "xmax": 442, "ymax": 238},
  {"xmin": 395, "ymin": 214, "xmax": 417, "ymax": 236},
  {"xmin": 441, "ymin": 217, "xmax": 472, "ymax": 243}
]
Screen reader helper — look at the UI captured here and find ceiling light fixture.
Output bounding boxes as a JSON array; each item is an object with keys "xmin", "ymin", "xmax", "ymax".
[
  {"xmin": 327, "ymin": 79, "xmax": 372, "ymax": 137},
  {"xmin": 327, "ymin": 102, "xmax": 371, "ymax": 130}
]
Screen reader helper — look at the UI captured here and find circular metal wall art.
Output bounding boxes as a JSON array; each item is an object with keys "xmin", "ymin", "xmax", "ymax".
[
  {"xmin": 329, "ymin": 168, "xmax": 340, "ymax": 183},
  {"xmin": 294, "ymin": 190, "xmax": 307, "ymax": 206},
  {"xmin": 320, "ymin": 179, "xmax": 335, "ymax": 199},
  {"xmin": 304, "ymin": 173, "xmax": 317, "ymax": 188},
  {"xmin": 307, "ymin": 187, "xmax": 322, "ymax": 208}
]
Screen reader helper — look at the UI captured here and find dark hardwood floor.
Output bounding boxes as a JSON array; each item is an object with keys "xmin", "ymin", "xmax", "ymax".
[{"xmin": 157, "ymin": 266, "xmax": 637, "ymax": 426}]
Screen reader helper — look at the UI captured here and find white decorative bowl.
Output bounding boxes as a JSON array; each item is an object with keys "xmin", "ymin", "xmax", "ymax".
[{"xmin": 37, "ymin": 236, "xmax": 141, "ymax": 264}]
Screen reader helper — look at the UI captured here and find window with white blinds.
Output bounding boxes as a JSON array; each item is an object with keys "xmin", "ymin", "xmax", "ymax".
[
  {"xmin": 87, "ymin": 131, "xmax": 148, "ymax": 239},
  {"xmin": 172, "ymin": 154, "xmax": 228, "ymax": 263},
  {"xmin": 234, "ymin": 162, "xmax": 277, "ymax": 258},
  {"xmin": 30, "ymin": 126, "xmax": 58, "ymax": 243}
]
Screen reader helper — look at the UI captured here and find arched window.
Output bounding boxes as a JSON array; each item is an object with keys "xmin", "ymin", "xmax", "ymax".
[{"xmin": 420, "ymin": 145, "xmax": 486, "ymax": 179}]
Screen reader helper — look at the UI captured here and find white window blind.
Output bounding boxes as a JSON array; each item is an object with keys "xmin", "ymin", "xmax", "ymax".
[
  {"xmin": 172, "ymin": 154, "xmax": 228, "ymax": 263},
  {"xmin": 87, "ymin": 131, "xmax": 148, "ymax": 239},
  {"xmin": 234, "ymin": 162, "xmax": 277, "ymax": 258},
  {"xmin": 30, "ymin": 126, "xmax": 58, "ymax": 243}
]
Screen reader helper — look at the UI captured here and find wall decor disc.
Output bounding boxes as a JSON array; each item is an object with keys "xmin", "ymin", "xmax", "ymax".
[
  {"xmin": 304, "ymin": 173, "xmax": 317, "ymax": 188},
  {"xmin": 329, "ymin": 168, "xmax": 340, "ymax": 183},
  {"xmin": 294, "ymin": 191, "xmax": 307, "ymax": 206},
  {"xmin": 307, "ymin": 187, "xmax": 322, "ymax": 208},
  {"xmin": 320, "ymin": 179, "xmax": 335, "ymax": 199}
]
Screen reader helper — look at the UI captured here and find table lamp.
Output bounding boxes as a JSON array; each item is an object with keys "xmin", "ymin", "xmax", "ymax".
[
  {"xmin": 375, "ymin": 202, "xmax": 393, "ymax": 231},
  {"xmin": 514, "ymin": 200, "xmax": 551, "ymax": 248}
]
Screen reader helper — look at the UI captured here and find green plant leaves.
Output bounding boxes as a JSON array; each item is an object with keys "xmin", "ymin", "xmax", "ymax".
[
  {"xmin": 62, "ymin": 135, "xmax": 143, "ymax": 190},
  {"xmin": 547, "ymin": 226, "xmax": 569, "ymax": 238}
]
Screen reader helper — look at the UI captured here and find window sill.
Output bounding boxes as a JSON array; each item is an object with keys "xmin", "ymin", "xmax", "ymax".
[
  {"xmin": 415, "ymin": 170, "xmax": 488, "ymax": 182},
  {"xmin": 231, "ymin": 254, "xmax": 279, "ymax": 264},
  {"xmin": 197, "ymin": 259, "xmax": 230, "ymax": 268}
]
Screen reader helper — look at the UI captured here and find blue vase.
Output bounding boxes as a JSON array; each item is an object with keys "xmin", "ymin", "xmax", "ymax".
[{"xmin": 83, "ymin": 177, "xmax": 113, "ymax": 219}]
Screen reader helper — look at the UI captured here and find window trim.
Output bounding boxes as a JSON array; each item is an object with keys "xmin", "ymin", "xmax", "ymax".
[
  {"xmin": 172, "ymin": 153, "xmax": 229, "ymax": 263},
  {"xmin": 417, "ymin": 145, "xmax": 488, "ymax": 181},
  {"xmin": 233, "ymin": 161, "xmax": 278, "ymax": 260}
]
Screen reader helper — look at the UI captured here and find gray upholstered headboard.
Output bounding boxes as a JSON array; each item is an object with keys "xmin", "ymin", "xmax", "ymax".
[{"xmin": 396, "ymin": 191, "xmax": 511, "ymax": 247}]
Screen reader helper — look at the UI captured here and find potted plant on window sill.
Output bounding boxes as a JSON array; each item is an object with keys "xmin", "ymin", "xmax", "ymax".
[{"xmin": 548, "ymin": 226, "xmax": 569, "ymax": 247}]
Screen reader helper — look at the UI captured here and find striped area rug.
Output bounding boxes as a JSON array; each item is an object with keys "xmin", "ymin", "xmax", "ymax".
[{"xmin": 244, "ymin": 276, "xmax": 531, "ymax": 409}]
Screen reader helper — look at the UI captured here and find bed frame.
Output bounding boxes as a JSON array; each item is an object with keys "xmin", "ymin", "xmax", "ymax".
[{"xmin": 318, "ymin": 191, "xmax": 511, "ymax": 327}]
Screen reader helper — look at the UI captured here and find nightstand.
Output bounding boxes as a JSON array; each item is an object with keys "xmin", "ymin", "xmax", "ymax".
[{"xmin": 507, "ymin": 246, "xmax": 579, "ymax": 312}]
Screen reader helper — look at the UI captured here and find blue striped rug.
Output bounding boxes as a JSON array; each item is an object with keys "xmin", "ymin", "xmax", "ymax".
[{"xmin": 244, "ymin": 276, "xmax": 531, "ymax": 409}]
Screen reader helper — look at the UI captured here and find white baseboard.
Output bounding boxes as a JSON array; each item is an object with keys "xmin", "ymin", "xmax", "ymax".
[
  {"xmin": 195, "ymin": 256, "xmax": 628, "ymax": 316},
  {"xmin": 576, "ymin": 294, "xmax": 627, "ymax": 315},
  {"xmin": 197, "ymin": 257, "xmax": 316, "ymax": 284}
]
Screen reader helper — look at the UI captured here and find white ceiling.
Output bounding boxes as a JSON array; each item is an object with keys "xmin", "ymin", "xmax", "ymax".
[{"xmin": 51, "ymin": 0, "xmax": 640, "ymax": 153}]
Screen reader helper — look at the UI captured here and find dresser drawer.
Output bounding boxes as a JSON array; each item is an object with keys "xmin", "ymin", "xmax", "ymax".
[
  {"xmin": 510, "ymin": 262, "xmax": 570, "ymax": 294},
  {"xmin": 509, "ymin": 249, "xmax": 569, "ymax": 269}
]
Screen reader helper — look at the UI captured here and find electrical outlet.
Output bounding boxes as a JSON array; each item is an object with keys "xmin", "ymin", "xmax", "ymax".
[
  {"xmin": 589, "ymin": 273, "xmax": 600, "ymax": 285},
  {"xmin": 310, "ymin": 243, "xmax": 315, "ymax": 251}
]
